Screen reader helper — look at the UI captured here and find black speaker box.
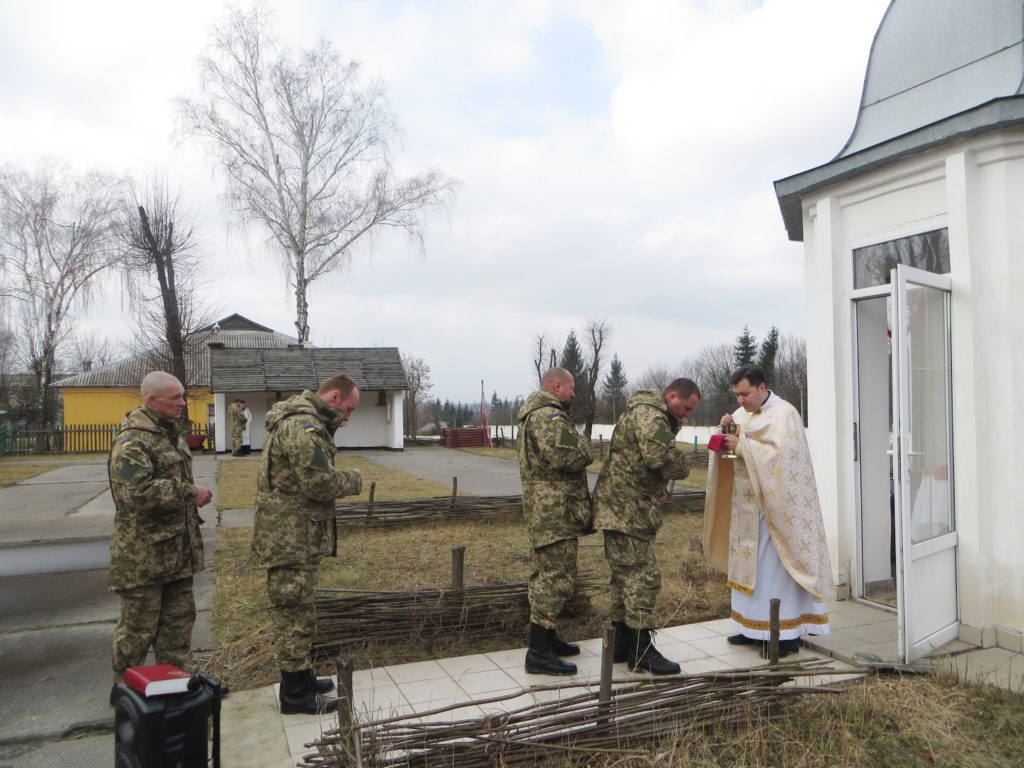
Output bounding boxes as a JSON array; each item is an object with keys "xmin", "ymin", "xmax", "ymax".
[{"xmin": 113, "ymin": 681, "xmax": 216, "ymax": 768}]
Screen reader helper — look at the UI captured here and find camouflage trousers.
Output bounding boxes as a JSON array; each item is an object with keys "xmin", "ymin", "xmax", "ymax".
[
  {"xmin": 603, "ymin": 530, "xmax": 661, "ymax": 629},
  {"xmin": 528, "ymin": 538, "xmax": 578, "ymax": 628},
  {"xmin": 112, "ymin": 576, "xmax": 196, "ymax": 682},
  {"xmin": 266, "ymin": 565, "xmax": 318, "ymax": 672},
  {"xmin": 231, "ymin": 427, "xmax": 243, "ymax": 453}
]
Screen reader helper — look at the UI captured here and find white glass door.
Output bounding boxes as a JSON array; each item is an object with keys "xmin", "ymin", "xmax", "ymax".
[{"xmin": 891, "ymin": 264, "xmax": 957, "ymax": 663}]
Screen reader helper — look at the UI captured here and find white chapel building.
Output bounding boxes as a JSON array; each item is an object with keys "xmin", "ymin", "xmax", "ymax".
[{"xmin": 775, "ymin": 0, "xmax": 1024, "ymax": 662}]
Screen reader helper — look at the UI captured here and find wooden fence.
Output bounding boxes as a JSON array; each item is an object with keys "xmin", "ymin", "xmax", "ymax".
[{"xmin": 0, "ymin": 422, "xmax": 213, "ymax": 456}]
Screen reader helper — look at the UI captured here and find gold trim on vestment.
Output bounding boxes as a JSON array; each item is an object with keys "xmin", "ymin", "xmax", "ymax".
[
  {"xmin": 731, "ymin": 609, "xmax": 829, "ymax": 631},
  {"xmin": 726, "ymin": 580, "xmax": 754, "ymax": 595}
]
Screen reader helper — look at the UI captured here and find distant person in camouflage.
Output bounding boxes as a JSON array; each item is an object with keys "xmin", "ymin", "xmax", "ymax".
[
  {"xmin": 107, "ymin": 371, "xmax": 214, "ymax": 697},
  {"xmin": 251, "ymin": 375, "xmax": 363, "ymax": 715},
  {"xmin": 228, "ymin": 398, "xmax": 246, "ymax": 456},
  {"xmin": 517, "ymin": 367, "xmax": 594, "ymax": 676},
  {"xmin": 593, "ymin": 378, "xmax": 701, "ymax": 675}
]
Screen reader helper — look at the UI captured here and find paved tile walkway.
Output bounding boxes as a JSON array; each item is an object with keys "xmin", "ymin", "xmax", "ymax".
[
  {"xmin": 220, "ymin": 599, "xmax": 1024, "ymax": 767},
  {"xmin": 223, "ymin": 610, "xmax": 868, "ymax": 768}
]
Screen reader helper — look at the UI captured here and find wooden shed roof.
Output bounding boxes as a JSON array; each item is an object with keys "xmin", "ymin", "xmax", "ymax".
[{"xmin": 209, "ymin": 346, "xmax": 408, "ymax": 393}]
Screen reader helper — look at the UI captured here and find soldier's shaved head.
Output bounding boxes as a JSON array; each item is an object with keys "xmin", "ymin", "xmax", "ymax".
[
  {"xmin": 540, "ymin": 367, "xmax": 571, "ymax": 391},
  {"xmin": 141, "ymin": 371, "xmax": 186, "ymax": 420},
  {"xmin": 141, "ymin": 371, "xmax": 183, "ymax": 400}
]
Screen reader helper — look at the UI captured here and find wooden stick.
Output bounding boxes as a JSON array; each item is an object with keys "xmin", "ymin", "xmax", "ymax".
[{"xmin": 768, "ymin": 597, "xmax": 780, "ymax": 666}]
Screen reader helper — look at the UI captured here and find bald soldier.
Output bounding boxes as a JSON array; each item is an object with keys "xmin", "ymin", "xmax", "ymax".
[
  {"xmin": 108, "ymin": 371, "xmax": 213, "ymax": 699},
  {"xmin": 517, "ymin": 367, "xmax": 594, "ymax": 676}
]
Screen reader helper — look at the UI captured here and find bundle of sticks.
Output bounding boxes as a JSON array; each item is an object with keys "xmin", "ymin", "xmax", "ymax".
[{"xmin": 300, "ymin": 660, "xmax": 849, "ymax": 767}]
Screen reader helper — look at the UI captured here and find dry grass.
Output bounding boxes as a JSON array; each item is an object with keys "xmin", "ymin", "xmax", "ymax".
[
  {"xmin": 215, "ymin": 455, "xmax": 455, "ymax": 509},
  {"xmin": 612, "ymin": 674, "xmax": 1024, "ymax": 768},
  {"xmin": 0, "ymin": 452, "xmax": 104, "ymax": 463},
  {"xmin": 0, "ymin": 464, "xmax": 70, "ymax": 486},
  {"xmin": 207, "ymin": 508, "xmax": 726, "ymax": 690}
]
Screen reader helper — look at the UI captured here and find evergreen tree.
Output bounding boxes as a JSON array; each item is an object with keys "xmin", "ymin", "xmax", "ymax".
[
  {"xmin": 733, "ymin": 325, "xmax": 758, "ymax": 368},
  {"xmin": 559, "ymin": 330, "xmax": 587, "ymax": 423},
  {"xmin": 757, "ymin": 326, "xmax": 780, "ymax": 385},
  {"xmin": 601, "ymin": 354, "xmax": 629, "ymax": 422}
]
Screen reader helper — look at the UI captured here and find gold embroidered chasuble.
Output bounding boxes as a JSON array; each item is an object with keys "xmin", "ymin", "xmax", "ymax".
[{"xmin": 703, "ymin": 394, "xmax": 835, "ymax": 601}]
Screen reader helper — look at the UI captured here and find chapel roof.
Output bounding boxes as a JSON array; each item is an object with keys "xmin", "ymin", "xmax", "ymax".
[{"xmin": 775, "ymin": 0, "xmax": 1024, "ymax": 241}]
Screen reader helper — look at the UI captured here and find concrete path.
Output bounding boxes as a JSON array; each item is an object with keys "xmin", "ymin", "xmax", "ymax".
[{"xmin": 0, "ymin": 455, "xmax": 221, "ymax": 768}]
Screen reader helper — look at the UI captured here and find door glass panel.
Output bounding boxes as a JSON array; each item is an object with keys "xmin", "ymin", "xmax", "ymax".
[
  {"xmin": 853, "ymin": 229, "xmax": 950, "ymax": 288},
  {"xmin": 904, "ymin": 282, "xmax": 954, "ymax": 544}
]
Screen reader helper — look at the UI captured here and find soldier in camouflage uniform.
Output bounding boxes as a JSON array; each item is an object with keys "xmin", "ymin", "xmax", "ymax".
[
  {"xmin": 251, "ymin": 375, "xmax": 363, "ymax": 715},
  {"xmin": 517, "ymin": 367, "xmax": 593, "ymax": 676},
  {"xmin": 108, "ymin": 371, "xmax": 214, "ymax": 696},
  {"xmin": 593, "ymin": 378, "xmax": 701, "ymax": 675},
  {"xmin": 228, "ymin": 398, "xmax": 246, "ymax": 456}
]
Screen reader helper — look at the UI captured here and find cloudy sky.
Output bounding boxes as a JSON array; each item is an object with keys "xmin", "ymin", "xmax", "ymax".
[{"xmin": 0, "ymin": 0, "xmax": 891, "ymax": 402}]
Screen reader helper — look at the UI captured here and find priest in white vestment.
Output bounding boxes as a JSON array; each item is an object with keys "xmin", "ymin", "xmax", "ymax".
[{"xmin": 703, "ymin": 366, "xmax": 834, "ymax": 657}]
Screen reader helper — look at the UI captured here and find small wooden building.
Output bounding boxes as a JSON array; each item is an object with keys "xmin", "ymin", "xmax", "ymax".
[{"xmin": 208, "ymin": 346, "xmax": 407, "ymax": 451}]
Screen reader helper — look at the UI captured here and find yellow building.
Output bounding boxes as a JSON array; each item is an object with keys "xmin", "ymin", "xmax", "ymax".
[{"xmin": 56, "ymin": 315, "xmax": 297, "ymax": 431}]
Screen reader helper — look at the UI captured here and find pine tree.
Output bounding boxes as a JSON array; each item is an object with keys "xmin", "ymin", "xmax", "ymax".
[
  {"xmin": 559, "ymin": 330, "xmax": 587, "ymax": 423},
  {"xmin": 601, "ymin": 355, "xmax": 629, "ymax": 422},
  {"xmin": 757, "ymin": 326, "xmax": 780, "ymax": 385},
  {"xmin": 733, "ymin": 325, "xmax": 758, "ymax": 368}
]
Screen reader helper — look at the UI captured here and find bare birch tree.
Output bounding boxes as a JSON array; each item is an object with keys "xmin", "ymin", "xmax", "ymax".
[
  {"xmin": 581, "ymin": 316, "xmax": 611, "ymax": 438},
  {"xmin": 401, "ymin": 353, "xmax": 432, "ymax": 437},
  {"xmin": 116, "ymin": 176, "xmax": 213, "ymax": 421},
  {"xmin": 179, "ymin": 2, "xmax": 458, "ymax": 343},
  {"xmin": 0, "ymin": 162, "xmax": 120, "ymax": 427}
]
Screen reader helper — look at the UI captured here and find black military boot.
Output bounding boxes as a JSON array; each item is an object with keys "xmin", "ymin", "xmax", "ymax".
[
  {"xmin": 630, "ymin": 628, "xmax": 680, "ymax": 675},
  {"xmin": 548, "ymin": 627, "xmax": 580, "ymax": 657},
  {"xmin": 279, "ymin": 670, "xmax": 339, "ymax": 715},
  {"xmin": 525, "ymin": 623, "xmax": 576, "ymax": 676},
  {"xmin": 305, "ymin": 668, "xmax": 336, "ymax": 694},
  {"xmin": 612, "ymin": 620, "xmax": 630, "ymax": 663}
]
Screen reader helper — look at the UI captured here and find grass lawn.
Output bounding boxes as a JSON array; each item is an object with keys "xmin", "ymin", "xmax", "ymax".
[
  {"xmin": 0, "ymin": 463, "xmax": 72, "ymax": 486},
  {"xmin": 0, "ymin": 451, "xmax": 105, "ymax": 463},
  {"xmin": 215, "ymin": 455, "xmax": 458, "ymax": 509}
]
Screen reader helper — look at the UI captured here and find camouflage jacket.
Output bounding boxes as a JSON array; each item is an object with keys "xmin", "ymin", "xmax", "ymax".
[
  {"xmin": 250, "ymin": 390, "xmax": 362, "ymax": 568},
  {"xmin": 228, "ymin": 402, "xmax": 246, "ymax": 431},
  {"xmin": 592, "ymin": 389, "xmax": 690, "ymax": 540},
  {"xmin": 517, "ymin": 390, "xmax": 593, "ymax": 548},
  {"xmin": 108, "ymin": 406, "xmax": 204, "ymax": 591}
]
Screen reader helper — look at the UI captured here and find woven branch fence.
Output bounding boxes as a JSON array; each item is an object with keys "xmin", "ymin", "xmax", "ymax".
[
  {"xmin": 300, "ymin": 659, "xmax": 851, "ymax": 767},
  {"xmin": 334, "ymin": 483, "xmax": 706, "ymax": 531},
  {"xmin": 313, "ymin": 574, "xmax": 601, "ymax": 659}
]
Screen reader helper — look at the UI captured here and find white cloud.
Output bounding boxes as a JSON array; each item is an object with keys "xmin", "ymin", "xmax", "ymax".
[{"xmin": 0, "ymin": 0, "xmax": 891, "ymax": 402}]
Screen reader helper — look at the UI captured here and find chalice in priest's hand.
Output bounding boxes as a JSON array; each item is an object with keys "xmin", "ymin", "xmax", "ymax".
[{"xmin": 722, "ymin": 423, "xmax": 740, "ymax": 460}]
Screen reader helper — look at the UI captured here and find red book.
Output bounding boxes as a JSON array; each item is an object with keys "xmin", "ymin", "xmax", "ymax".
[{"xmin": 123, "ymin": 664, "xmax": 193, "ymax": 697}]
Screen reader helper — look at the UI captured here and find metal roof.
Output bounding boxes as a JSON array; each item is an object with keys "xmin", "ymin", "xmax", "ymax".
[
  {"xmin": 55, "ymin": 316, "xmax": 298, "ymax": 389},
  {"xmin": 775, "ymin": 0, "xmax": 1024, "ymax": 241},
  {"xmin": 209, "ymin": 347, "xmax": 408, "ymax": 393}
]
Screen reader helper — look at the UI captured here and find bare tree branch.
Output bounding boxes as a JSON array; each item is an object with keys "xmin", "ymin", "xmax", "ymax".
[
  {"xmin": 401, "ymin": 353, "xmax": 432, "ymax": 437},
  {"xmin": 114, "ymin": 175, "xmax": 215, "ymax": 421},
  {"xmin": 179, "ymin": 2, "xmax": 459, "ymax": 343},
  {"xmin": 0, "ymin": 161, "xmax": 121, "ymax": 427}
]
